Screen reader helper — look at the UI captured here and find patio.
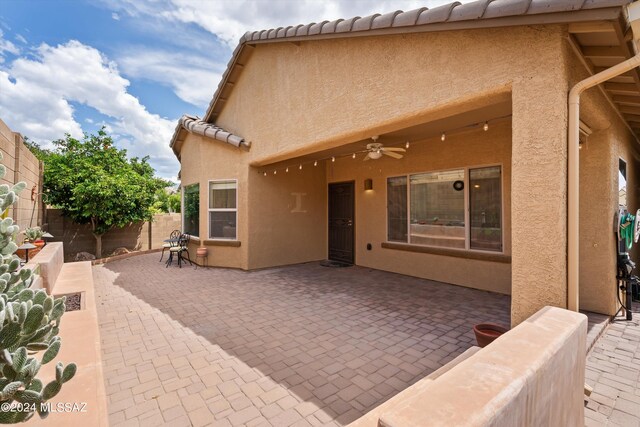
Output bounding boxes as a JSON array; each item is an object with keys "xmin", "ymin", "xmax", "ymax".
[{"xmin": 95, "ymin": 253, "xmax": 510, "ymax": 426}]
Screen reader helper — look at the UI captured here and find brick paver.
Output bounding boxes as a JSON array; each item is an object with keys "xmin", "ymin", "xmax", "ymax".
[
  {"xmin": 94, "ymin": 253, "xmax": 510, "ymax": 426},
  {"xmin": 585, "ymin": 317, "xmax": 640, "ymax": 426}
]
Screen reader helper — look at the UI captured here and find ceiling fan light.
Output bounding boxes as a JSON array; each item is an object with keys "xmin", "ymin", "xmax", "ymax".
[{"xmin": 369, "ymin": 151, "xmax": 383, "ymax": 160}]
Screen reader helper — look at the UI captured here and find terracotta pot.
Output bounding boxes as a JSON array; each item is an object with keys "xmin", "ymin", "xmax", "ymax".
[
  {"xmin": 473, "ymin": 323, "xmax": 508, "ymax": 348},
  {"xmin": 196, "ymin": 247, "xmax": 208, "ymax": 257}
]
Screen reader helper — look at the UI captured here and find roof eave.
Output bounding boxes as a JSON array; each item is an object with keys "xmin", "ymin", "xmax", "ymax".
[
  {"xmin": 203, "ymin": 5, "xmax": 629, "ymax": 123},
  {"xmin": 169, "ymin": 115, "xmax": 249, "ymax": 159}
]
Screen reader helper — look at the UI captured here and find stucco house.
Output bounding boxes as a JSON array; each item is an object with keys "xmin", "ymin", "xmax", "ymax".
[{"xmin": 170, "ymin": 0, "xmax": 640, "ymax": 326}]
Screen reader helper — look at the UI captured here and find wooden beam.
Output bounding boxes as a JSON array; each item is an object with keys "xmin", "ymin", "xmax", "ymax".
[
  {"xmin": 604, "ymin": 83, "xmax": 640, "ymax": 95},
  {"xmin": 582, "ymin": 46, "xmax": 626, "ymax": 58},
  {"xmin": 614, "ymin": 95, "xmax": 640, "ymax": 106},
  {"xmin": 596, "ymin": 67, "xmax": 636, "ymax": 78},
  {"xmin": 568, "ymin": 22, "xmax": 615, "ymax": 34},
  {"xmin": 624, "ymin": 114, "xmax": 640, "ymax": 123},
  {"xmin": 619, "ymin": 105, "xmax": 640, "ymax": 115}
]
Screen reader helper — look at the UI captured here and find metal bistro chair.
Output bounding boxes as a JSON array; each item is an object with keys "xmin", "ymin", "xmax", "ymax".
[
  {"xmin": 160, "ymin": 229, "xmax": 181, "ymax": 262},
  {"xmin": 166, "ymin": 234, "xmax": 193, "ymax": 268}
]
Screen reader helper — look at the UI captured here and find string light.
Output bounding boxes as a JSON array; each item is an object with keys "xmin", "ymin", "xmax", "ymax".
[{"xmin": 258, "ymin": 115, "xmax": 509, "ymax": 176}]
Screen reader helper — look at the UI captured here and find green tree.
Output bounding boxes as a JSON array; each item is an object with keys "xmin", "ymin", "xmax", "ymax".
[
  {"xmin": 151, "ymin": 188, "xmax": 180, "ymax": 214},
  {"xmin": 22, "ymin": 137, "xmax": 51, "ymax": 162},
  {"xmin": 43, "ymin": 129, "xmax": 169, "ymax": 258}
]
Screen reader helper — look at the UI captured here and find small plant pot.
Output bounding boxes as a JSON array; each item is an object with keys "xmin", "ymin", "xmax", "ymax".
[
  {"xmin": 473, "ymin": 323, "xmax": 509, "ymax": 348},
  {"xmin": 196, "ymin": 247, "xmax": 208, "ymax": 257}
]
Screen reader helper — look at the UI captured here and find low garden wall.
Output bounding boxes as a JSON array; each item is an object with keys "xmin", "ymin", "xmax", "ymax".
[
  {"xmin": 349, "ymin": 306, "xmax": 587, "ymax": 427},
  {"xmin": 46, "ymin": 209, "xmax": 181, "ymax": 261},
  {"xmin": 28, "ymin": 242, "xmax": 108, "ymax": 426}
]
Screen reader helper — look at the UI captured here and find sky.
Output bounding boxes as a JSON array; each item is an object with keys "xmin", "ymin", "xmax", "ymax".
[{"xmin": 0, "ymin": 0, "xmax": 465, "ymax": 181}]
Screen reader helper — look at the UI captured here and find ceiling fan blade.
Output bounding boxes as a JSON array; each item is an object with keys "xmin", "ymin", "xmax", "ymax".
[
  {"xmin": 363, "ymin": 154, "xmax": 371, "ymax": 161},
  {"xmin": 383, "ymin": 151, "xmax": 403, "ymax": 159},
  {"xmin": 381, "ymin": 147, "xmax": 406, "ymax": 152}
]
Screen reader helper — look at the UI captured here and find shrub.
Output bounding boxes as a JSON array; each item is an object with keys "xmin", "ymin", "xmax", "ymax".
[{"xmin": 0, "ymin": 152, "xmax": 76, "ymax": 423}]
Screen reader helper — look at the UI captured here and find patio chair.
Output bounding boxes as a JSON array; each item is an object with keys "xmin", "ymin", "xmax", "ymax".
[
  {"xmin": 165, "ymin": 234, "xmax": 193, "ymax": 268},
  {"xmin": 159, "ymin": 229, "xmax": 181, "ymax": 262}
]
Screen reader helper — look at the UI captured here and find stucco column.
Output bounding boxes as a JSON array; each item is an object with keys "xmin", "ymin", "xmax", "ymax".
[{"xmin": 511, "ymin": 80, "xmax": 568, "ymax": 326}]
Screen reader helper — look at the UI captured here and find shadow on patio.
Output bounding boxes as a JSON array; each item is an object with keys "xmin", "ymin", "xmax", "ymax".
[{"xmin": 95, "ymin": 253, "xmax": 510, "ymax": 426}]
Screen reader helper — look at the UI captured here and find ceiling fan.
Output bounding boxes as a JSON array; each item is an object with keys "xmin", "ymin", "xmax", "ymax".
[{"xmin": 364, "ymin": 136, "xmax": 406, "ymax": 160}]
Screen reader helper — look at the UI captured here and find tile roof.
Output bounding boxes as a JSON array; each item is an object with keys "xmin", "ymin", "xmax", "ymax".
[
  {"xmin": 201, "ymin": 0, "xmax": 631, "ymax": 123},
  {"xmin": 169, "ymin": 115, "xmax": 249, "ymax": 158},
  {"xmin": 241, "ymin": 0, "xmax": 628, "ymax": 43}
]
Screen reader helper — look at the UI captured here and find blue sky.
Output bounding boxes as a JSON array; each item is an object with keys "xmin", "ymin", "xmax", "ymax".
[{"xmin": 0, "ymin": 0, "xmax": 460, "ymax": 180}]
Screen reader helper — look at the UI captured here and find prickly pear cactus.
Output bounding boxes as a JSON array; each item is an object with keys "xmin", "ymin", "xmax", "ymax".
[{"xmin": 0, "ymin": 152, "xmax": 76, "ymax": 423}]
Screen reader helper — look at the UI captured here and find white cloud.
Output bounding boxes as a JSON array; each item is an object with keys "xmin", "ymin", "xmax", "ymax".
[
  {"xmin": 111, "ymin": 12, "xmax": 120, "ymax": 21},
  {"xmin": 0, "ymin": 29, "xmax": 20, "ymax": 62},
  {"xmin": 15, "ymin": 34, "xmax": 27, "ymax": 45},
  {"xmin": 118, "ymin": 49, "xmax": 221, "ymax": 107},
  {"xmin": 0, "ymin": 40, "xmax": 179, "ymax": 179},
  {"xmin": 105, "ymin": 0, "xmax": 467, "ymax": 47}
]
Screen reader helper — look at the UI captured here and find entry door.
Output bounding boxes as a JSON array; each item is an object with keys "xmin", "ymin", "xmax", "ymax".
[{"xmin": 328, "ymin": 182, "xmax": 355, "ymax": 264}]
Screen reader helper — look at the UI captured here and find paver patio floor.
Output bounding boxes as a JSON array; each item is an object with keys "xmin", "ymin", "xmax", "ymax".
[
  {"xmin": 585, "ymin": 317, "xmax": 640, "ymax": 427},
  {"xmin": 95, "ymin": 253, "xmax": 510, "ymax": 426}
]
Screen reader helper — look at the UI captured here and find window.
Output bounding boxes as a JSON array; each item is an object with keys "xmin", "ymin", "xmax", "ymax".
[
  {"xmin": 183, "ymin": 183, "xmax": 200, "ymax": 237},
  {"xmin": 387, "ymin": 165, "xmax": 503, "ymax": 252},
  {"xmin": 470, "ymin": 166, "xmax": 502, "ymax": 251},
  {"xmin": 387, "ymin": 176, "xmax": 407, "ymax": 242},
  {"xmin": 209, "ymin": 180, "xmax": 237, "ymax": 240},
  {"xmin": 410, "ymin": 170, "xmax": 465, "ymax": 249}
]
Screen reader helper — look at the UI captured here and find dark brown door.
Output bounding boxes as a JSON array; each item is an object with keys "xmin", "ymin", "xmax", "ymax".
[{"xmin": 328, "ymin": 182, "xmax": 355, "ymax": 264}]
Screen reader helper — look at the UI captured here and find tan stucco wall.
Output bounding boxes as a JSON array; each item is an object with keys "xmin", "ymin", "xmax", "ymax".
[
  {"xmin": 179, "ymin": 134, "xmax": 250, "ymax": 269},
  {"xmin": 0, "ymin": 118, "xmax": 43, "ymax": 232},
  {"xmin": 329, "ymin": 120, "xmax": 512, "ymax": 294},
  {"xmin": 181, "ymin": 25, "xmax": 582, "ymax": 325},
  {"xmin": 562, "ymin": 48, "xmax": 640, "ymax": 316},
  {"xmin": 247, "ymin": 164, "xmax": 327, "ymax": 269}
]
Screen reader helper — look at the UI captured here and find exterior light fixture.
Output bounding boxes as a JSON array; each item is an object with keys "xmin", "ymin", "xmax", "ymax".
[
  {"xmin": 441, "ymin": 132, "xmax": 446, "ymax": 142},
  {"xmin": 286, "ymin": 167, "xmax": 289, "ymax": 173},
  {"xmin": 364, "ymin": 178, "xmax": 373, "ymax": 191},
  {"xmin": 331, "ymin": 156, "xmax": 335, "ymax": 162},
  {"xmin": 314, "ymin": 160, "xmax": 318, "ymax": 166},
  {"xmin": 405, "ymin": 141, "xmax": 410, "ymax": 149},
  {"xmin": 273, "ymin": 170, "xmax": 277, "ymax": 175},
  {"xmin": 483, "ymin": 121, "xmax": 489, "ymax": 131},
  {"xmin": 263, "ymin": 172, "xmax": 267, "ymax": 176},
  {"xmin": 299, "ymin": 164, "xmax": 302, "ymax": 170},
  {"xmin": 352, "ymin": 153, "xmax": 356, "ymax": 159}
]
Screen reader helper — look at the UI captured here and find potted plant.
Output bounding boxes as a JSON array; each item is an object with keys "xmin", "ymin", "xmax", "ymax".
[{"xmin": 23, "ymin": 226, "xmax": 45, "ymax": 258}]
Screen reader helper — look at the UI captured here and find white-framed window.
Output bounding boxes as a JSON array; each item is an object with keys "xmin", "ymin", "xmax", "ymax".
[
  {"xmin": 208, "ymin": 180, "xmax": 237, "ymax": 240},
  {"xmin": 387, "ymin": 165, "xmax": 503, "ymax": 252},
  {"xmin": 182, "ymin": 183, "xmax": 200, "ymax": 238}
]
